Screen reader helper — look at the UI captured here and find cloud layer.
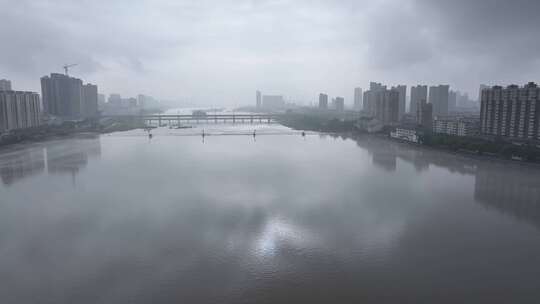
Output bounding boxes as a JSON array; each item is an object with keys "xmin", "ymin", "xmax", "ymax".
[{"xmin": 1, "ymin": 0, "xmax": 539, "ymax": 105}]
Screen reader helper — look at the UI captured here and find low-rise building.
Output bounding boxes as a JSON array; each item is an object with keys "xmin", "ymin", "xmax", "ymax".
[
  {"xmin": 433, "ymin": 117, "xmax": 479, "ymax": 137},
  {"xmin": 390, "ymin": 128, "xmax": 420, "ymax": 143}
]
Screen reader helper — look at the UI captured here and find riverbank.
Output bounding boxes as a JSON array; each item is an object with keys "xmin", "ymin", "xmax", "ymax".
[
  {"xmin": 0, "ymin": 119, "xmax": 146, "ymax": 148},
  {"xmin": 278, "ymin": 113, "xmax": 540, "ymax": 164}
]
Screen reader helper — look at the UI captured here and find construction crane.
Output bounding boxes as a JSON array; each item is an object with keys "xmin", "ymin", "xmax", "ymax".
[{"xmin": 63, "ymin": 64, "xmax": 78, "ymax": 76}]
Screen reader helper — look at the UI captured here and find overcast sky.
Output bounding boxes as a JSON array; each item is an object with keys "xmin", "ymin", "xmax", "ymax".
[{"xmin": 1, "ymin": 0, "xmax": 539, "ymax": 106}]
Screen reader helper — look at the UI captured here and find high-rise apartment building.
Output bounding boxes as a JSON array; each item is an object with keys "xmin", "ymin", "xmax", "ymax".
[
  {"xmin": 416, "ymin": 99, "xmax": 433, "ymax": 129},
  {"xmin": 0, "ymin": 91, "xmax": 41, "ymax": 132},
  {"xmin": 373, "ymin": 89, "xmax": 399, "ymax": 125},
  {"xmin": 319, "ymin": 93, "xmax": 328, "ymax": 109},
  {"xmin": 429, "ymin": 85, "xmax": 450, "ymax": 117},
  {"xmin": 0, "ymin": 79, "xmax": 12, "ymax": 91},
  {"xmin": 333, "ymin": 97, "xmax": 345, "ymax": 111},
  {"xmin": 41, "ymin": 73, "xmax": 82, "ymax": 118},
  {"xmin": 354, "ymin": 87, "xmax": 363, "ymax": 111},
  {"xmin": 363, "ymin": 82, "xmax": 387, "ymax": 116},
  {"xmin": 410, "ymin": 85, "xmax": 428, "ymax": 116},
  {"xmin": 449, "ymin": 90, "xmax": 457, "ymax": 113},
  {"xmin": 480, "ymin": 82, "xmax": 540, "ymax": 140},
  {"xmin": 41, "ymin": 73, "xmax": 98, "ymax": 119},
  {"xmin": 478, "ymin": 84, "xmax": 489, "ymax": 103},
  {"xmin": 391, "ymin": 85, "xmax": 406, "ymax": 119},
  {"xmin": 82, "ymin": 84, "xmax": 98, "ymax": 118}
]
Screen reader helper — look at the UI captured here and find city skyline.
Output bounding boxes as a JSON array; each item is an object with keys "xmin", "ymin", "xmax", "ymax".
[{"xmin": 2, "ymin": 1, "xmax": 539, "ymax": 106}]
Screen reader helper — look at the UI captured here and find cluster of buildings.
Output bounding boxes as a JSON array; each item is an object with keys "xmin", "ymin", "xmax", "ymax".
[
  {"xmin": 317, "ymin": 94, "xmax": 346, "ymax": 111},
  {"xmin": 1, "ymin": 71, "xmax": 165, "ymax": 134},
  {"xmin": 41, "ymin": 73, "xmax": 98, "ymax": 119},
  {"xmin": 360, "ymin": 82, "xmax": 452, "ymax": 128},
  {"xmin": 319, "ymin": 95, "xmax": 345, "ymax": 111},
  {"xmin": 1, "ymin": 73, "xmax": 100, "ymax": 134},
  {"xmin": 101, "ymin": 93, "xmax": 160, "ymax": 115},
  {"xmin": 391, "ymin": 82, "xmax": 540, "ymax": 143},
  {"xmin": 362, "ymin": 82, "xmax": 403, "ymax": 125}
]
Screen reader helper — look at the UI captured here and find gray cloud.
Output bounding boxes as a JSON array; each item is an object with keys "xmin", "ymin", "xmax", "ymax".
[{"xmin": 0, "ymin": 0, "xmax": 538, "ymax": 105}]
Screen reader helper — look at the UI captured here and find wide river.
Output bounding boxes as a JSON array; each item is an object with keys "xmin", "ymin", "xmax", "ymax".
[{"xmin": 1, "ymin": 124, "xmax": 540, "ymax": 303}]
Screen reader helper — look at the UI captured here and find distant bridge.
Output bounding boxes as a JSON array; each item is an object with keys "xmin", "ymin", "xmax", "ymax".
[{"xmin": 102, "ymin": 114, "xmax": 282, "ymax": 125}]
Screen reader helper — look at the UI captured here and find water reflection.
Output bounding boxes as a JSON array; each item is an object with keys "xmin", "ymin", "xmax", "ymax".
[
  {"xmin": 0, "ymin": 146, "xmax": 45, "ymax": 185},
  {"xmin": 0, "ymin": 136, "xmax": 101, "ymax": 186},
  {"xmin": 2, "ymin": 130, "xmax": 540, "ymax": 303},
  {"xmin": 351, "ymin": 135, "xmax": 540, "ymax": 229},
  {"xmin": 475, "ymin": 163, "xmax": 540, "ymax": 228},
  {"xmin": 353, "ymin": 135, "xmax": 476, "ymax": 175},
  {"xmin": 46, "ymin": 137, "xmax": 101, "ymax": 175}
]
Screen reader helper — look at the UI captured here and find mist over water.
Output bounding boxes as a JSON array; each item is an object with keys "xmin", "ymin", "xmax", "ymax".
[{"xmin": 1, "ymin": 125, "xmax": 540, "ymax": 303}]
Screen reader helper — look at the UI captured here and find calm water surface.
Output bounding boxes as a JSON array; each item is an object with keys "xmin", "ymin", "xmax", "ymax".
[{"xmin": 1, "ymin": 124, "xmax": 540, "ymax": 303}]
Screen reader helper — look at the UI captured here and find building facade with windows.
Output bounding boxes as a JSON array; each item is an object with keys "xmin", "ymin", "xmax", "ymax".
[
  {"xmin": 480, "ymin": 82, "xmax": 540, "ymax": 140},
  {"xmin": 0, "ymin": 79, "xmax": 12, "ymax": 91},
  {"xmin": 433, "ymin": 118, "xmax": 479, "ymax": 137},
  {"xmin": 0, "ymin": 91, "xmax": 41, "ymax": 132}
]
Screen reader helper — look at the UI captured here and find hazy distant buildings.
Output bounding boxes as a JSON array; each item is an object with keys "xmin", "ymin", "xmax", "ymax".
[
  {"xmin": 108, "ymin": 94, "xmax": 122, "ymax": 106},
  {"xmin": 374, "ymin": 90, "xmax": 399, "ymax": 125},
  {"xmin": 262, "ymin": 95, "xmax": 285, "ymax": 109},
  {"xmin": 363, "ymin": 82, "xmax": 387, "ymax": 116},
  {"xmin": 333, "ymin": 97, "xmax": 345, "ymax": 111},
  {"xmin": 391, "ymin": 85, "xmax": 406, "ymax": 119},
  {"xmin": 429, "ymin": 85, "xmax": 450, "ymax": 117},
  {"xmin": 102, "ymin": 94, "xmax": 160, "ymax": 115},
  {"xmin": 41, "ymin": 73, "xmax": 98, "ymax": 119},
  {"xmin": 449, "ymin": 90, "xmax": 457, "ymax": 113},
  {"xmin": 98, "ymin": 94, "xmax": 106, "ymax": 110},
  {"xmin": 256, "ymin": 91, "xmax": 262, "ymax": 108},
  {"xmin": 480, "ymin": 82, "xmax": 540, "ymax": 140},
  {"xmin": 416, "ymin": 99, "xmax": 433, "ymax": 129},
  {"xmin": 81, "ymin": 84, "xmax": 98, "ymax": 118},
  {"xmin": 0, "ymin": 90, "xmax": 41, "ymax": 132},
  {"xmin": 0, "ymin": 79, "xmax": 12, "ymax": 91},
  {"xmin": 363, "ymin": 82, "xmax": 399, "ymax": 125},
  {"xmin": 456, "ymin": 91, "xmax": 478, "ymax": 111},
  {"xmin": 319, "ymin": 93, "xmax": 328, "ymax": 109},
  {"xmin": 354, "ymin": 87, "xmax": 363, "ymax": 111},
  {"xmin": 383, "ymin": 90, "xmax": 400, "ymax": 125},
  {"xmin": 410, "ymin": 85, "xmax": 428, "ymax": 116}
]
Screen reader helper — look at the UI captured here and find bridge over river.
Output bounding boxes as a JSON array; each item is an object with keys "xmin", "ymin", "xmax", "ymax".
[{"xmin": 103, "ymin": 114, "xmax": 283, "ymax": 125}]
